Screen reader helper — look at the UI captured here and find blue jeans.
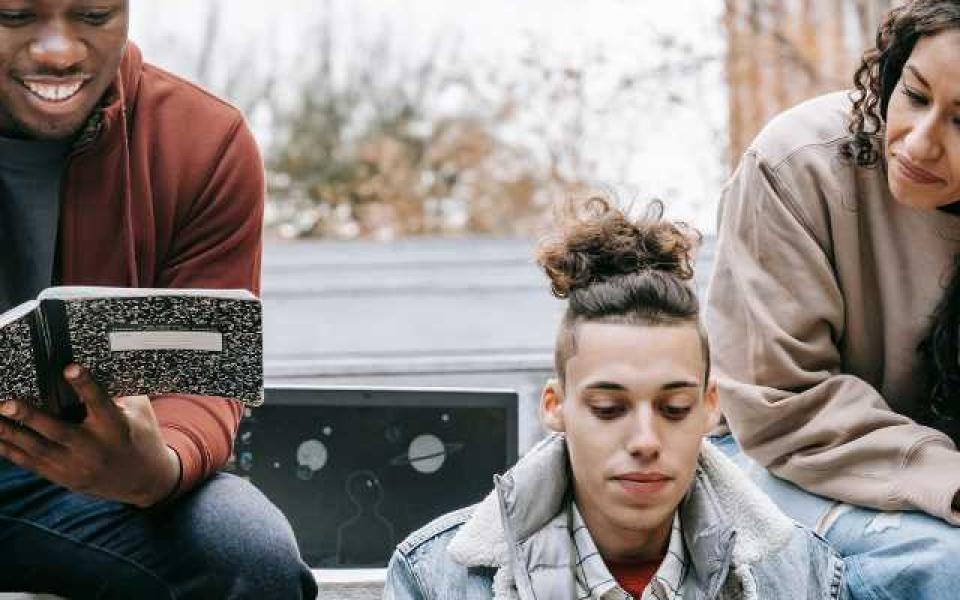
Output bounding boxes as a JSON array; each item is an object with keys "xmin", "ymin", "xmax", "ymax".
[
  {"xmin": 712, "ymin": 434, "xmax": 959, "ymax": 600},
  {"xmin": 0, "ymin": 462, "xmax": 317, "ymax": 599}
]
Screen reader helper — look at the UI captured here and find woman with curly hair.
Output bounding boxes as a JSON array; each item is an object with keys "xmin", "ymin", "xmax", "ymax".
[
  {"xmin": 383, "ymin": 198, "xmax": 844, "ymax": 599},
  {"xmin": 707, "ymin": 0, "xmax": 960, "ymax": 597}
]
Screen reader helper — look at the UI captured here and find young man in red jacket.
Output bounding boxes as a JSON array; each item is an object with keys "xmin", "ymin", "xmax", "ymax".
[{"xmin": 0, "ymin": 1, "xmax": 317, "ymax": 597}]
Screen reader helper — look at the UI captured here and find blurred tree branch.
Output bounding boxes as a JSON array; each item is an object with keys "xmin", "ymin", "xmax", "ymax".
[
  {"xmin": 195, "ymin": 0, "xmax": 220, "ymax": 86},
  {"xmin": 725, "ymin": 0, "xmax": 895, "ymax": 166},
  {"xmin": 170, "ymin": 0, "xmax": 724, "ymax": 239}
]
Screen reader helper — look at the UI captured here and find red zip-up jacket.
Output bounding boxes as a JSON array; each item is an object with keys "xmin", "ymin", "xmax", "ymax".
[{"xmin": 57, "ymin": 43, "xmax": 262, "ymax": 497}]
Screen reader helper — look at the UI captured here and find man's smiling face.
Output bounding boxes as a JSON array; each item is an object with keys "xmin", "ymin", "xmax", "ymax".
[{"xmin": 0, "ymin": 0, "xmax": 128, "ymax": 140}]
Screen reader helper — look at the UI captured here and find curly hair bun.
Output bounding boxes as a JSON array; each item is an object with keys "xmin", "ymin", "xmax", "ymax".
[{"xmin": 535, "ymin": 197, "xmax": 700, "ymax": 299}]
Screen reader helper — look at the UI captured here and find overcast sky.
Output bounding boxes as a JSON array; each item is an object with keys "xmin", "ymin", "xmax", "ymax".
[{"xmin": 130, "ymin": 1, "xmax": 728, "ymax": 230}]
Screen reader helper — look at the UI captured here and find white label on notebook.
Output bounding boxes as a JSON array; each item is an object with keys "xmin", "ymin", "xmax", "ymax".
[{"xmin": 109, "ymin": 331, "xmax": 223, "ymax": 352}]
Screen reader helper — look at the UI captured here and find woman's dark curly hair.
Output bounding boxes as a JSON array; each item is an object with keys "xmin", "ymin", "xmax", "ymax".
[
  {"xmin": 919, "ymin": 253, "xmax": 960, "ymax": 421},
  {"xmin": 843, "ymin": 0, "xmax": 960, "ymax": 167},
  {"xmin": 844, "ymin": 0, "xmax": 960, "ymax": 420},
  {"xmin": 535, "ymin": 197, "xmax": 709, "ymax": 389}
]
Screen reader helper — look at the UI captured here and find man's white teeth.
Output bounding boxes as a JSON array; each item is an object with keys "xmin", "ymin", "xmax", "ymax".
[{"xmin": 22, "ymin": 80, "xmax": 83, "ymax": 102}]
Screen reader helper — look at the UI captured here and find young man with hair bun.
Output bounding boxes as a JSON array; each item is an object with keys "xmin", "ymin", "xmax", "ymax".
[{"xmin": 383, "ymin": 198, "xmax": 845, "ymax": 599}]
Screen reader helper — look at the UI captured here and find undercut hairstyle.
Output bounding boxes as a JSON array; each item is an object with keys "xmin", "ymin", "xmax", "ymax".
[
  {"xmin": 842, "ymin": 0, "xmax": 960, "ymax": 420},
  {"xmin": 535, "ymin": 197, "xmax": 709, "ymax": 390},
  {"xmin": 844, "ymin": 0, "xmax": 960, "ymax": 166}
]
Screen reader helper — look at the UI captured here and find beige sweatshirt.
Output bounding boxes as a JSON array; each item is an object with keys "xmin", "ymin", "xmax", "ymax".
[{"xmin": 706, "ymin": 91, "xmax": 960, "ymax": 524}]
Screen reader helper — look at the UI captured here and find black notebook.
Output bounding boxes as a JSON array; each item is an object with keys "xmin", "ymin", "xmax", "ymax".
[{"xmin": 0, "ymin": 287, "xmax": 263, "ymax": 422}]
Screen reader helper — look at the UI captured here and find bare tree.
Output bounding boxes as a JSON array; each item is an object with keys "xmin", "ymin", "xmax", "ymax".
[
  {"xmin": 854, "ymin": 0, "xmax": 896, "ymax": 40},
  {"xmin": 172, "ymin": 2, "xmax": 725, "ymax": 239},
  {"xmin": 725, "ymin": 0, "xmax": 893, "ymax": 166},
  {"xmin": 264, "ymin": 10, "xmax": 718, "ymax": 240},
  {"xmin": 194, "ymin": 0, "xmax": 221, "ymax": 87}
]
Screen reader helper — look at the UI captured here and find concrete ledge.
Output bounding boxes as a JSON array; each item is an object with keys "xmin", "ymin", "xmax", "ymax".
[
  {"xmin": 267, "ymin": 351, "xmax": 553, "ymax": 378},
  {"xmin": 315, "ymin": 568, "xmax": 386, "ymax": 599},
  {"xmin": 1, "ymin": 569, "xmax": 388, "ymax": 600}
]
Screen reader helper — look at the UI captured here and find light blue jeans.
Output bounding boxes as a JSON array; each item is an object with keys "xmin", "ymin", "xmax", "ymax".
[{"xmin": 712, "ymin": 433, "xmax": 958, "ymax": 600}]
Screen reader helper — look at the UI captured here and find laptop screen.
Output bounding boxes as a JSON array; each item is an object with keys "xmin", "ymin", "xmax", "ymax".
[{"xmin": 226, "ymin": 386, "xmax": 519, "ymax": 568}]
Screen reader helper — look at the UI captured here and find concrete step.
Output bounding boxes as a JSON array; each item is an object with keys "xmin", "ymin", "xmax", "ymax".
[{"xmin": 1, "ymin": 569, "xmax": 387, "ymax": 599}]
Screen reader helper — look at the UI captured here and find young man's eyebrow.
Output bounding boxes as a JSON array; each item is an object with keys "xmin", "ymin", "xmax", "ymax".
[
  {"xmin": 582, "ymin": 380, "xmax": 699, "ymax": 392},
  {"xmin": 583, "ymin": 381, "xmax": 627, "ymax": 391},
  {"xmin": 660, "ymin": 380, "xmax": 700, "ymax": 391}
]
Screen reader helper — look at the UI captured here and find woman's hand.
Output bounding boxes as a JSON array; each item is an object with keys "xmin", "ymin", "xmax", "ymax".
[{"xmin": 0, "ymin": 364, "xmax": 181, "ymax": 507}]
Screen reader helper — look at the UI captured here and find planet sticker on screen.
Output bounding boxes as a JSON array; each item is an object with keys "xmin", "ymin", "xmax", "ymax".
[
  {"xmin": 389, "ymin": 434, "xmax": 464, "ymax": 474},
  {"xmin": 296, "ymin": 439, "xmax": 329, "ymax": 480}
]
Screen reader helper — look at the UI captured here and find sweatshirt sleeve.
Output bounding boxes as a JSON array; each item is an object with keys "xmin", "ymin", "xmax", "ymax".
[
  {"xmin": 705, "ymin": 149, "xmax": 960, "ymax": 524},
  {"xmin": 152, "ymin": 116, "xmax": 263, "ymax": 497}
]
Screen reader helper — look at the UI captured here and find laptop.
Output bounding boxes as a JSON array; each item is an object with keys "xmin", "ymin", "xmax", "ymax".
[{"xmin": 226, "ymin": 386, "xmax": 519, "ymax": 570}]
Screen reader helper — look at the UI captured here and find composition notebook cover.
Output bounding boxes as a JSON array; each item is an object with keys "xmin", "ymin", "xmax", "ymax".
[{"xmin": 0, "ymin": 286, "xmax": 263, "ymax": 420}]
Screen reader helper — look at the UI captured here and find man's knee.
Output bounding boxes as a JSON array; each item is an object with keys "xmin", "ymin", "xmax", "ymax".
[
  {"xmin": 169, "ymin": 473, "xmax": 316, "ymax": 598},
  {"xmin": 844, "ymin": 511, "xmax": 960, "ymax": 600}
]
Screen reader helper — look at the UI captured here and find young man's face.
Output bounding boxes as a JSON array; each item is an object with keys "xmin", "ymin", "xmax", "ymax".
[
  {"xmin": 0, "ymin": 0, "xmax": 128, "ymax": 140},
  {"xmin": 542, "ymin": 322, "xmax": 718, "ymax": 559}
]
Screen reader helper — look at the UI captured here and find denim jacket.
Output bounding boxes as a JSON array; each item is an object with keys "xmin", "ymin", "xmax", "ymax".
[{"xmin": 384, "ymin": 434, "xmax": 845, "ymax": 599}]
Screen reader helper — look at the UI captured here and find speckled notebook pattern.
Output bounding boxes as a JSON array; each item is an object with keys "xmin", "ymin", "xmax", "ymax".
[
  {"xmin": 0, "ymin": 311, "xmax": 44, "ymax": 405},
  {"xmin": 0, "ymin": 289, "xmax": 263, "ymax": 411},
  {"xmin": 66, "ymin": 296, "xmax": 263, "ymax": 406}
]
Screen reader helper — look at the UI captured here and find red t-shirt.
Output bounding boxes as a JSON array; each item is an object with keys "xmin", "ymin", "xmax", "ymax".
[{"xmin": 608, "ymin": 559, "xmax": 662, "ymax": 598}]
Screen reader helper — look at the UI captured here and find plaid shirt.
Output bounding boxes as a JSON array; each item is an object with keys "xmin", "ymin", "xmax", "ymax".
[{"xmin": 571, "ymin": 504, "xmax": 688, "ymax": 600}]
